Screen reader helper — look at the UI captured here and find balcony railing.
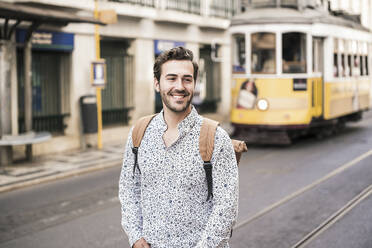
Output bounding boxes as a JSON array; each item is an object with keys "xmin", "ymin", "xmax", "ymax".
[
  {"xmin": 166, "ymin": 0, "xmax": 201, "ymax": 15},
  {"xmin": 107, "ymin": 0, "xmax": 236, "ymax": 18},
  {"xmin": 210, "ymin": 0, "xmax": 236, "ymax": 18},
  {"xmin": 242, "ymin": 0, "xmax": 318, "ymax": 9},
  {"xmin": 108, "ymin": 0, "xmax": 155, "ymax": 7}
]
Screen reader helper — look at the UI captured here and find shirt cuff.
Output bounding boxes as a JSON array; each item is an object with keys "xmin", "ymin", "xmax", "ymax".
[{"xmin": 129, "ymin": 232, "xmax": 143, "ymax": 248}]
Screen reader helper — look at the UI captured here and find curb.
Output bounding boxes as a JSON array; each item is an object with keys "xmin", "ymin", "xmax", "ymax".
[{"xmin": 0, "ymin": 160, "xmax": 121, "ymax": 193}]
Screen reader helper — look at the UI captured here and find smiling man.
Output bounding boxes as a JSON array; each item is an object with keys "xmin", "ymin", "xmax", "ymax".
[{"xmin": 119, "ymin": 47, "xmax": 238, "ymax": 248}]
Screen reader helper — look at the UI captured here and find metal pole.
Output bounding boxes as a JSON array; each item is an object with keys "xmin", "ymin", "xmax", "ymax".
[
  {"xmin": 95, "ymin": 0, "xmax": 103, "ymax": 149},
  {"xmin": 0, "ymin": 40, "xmax": 13, "ymax": 165},
  {"xmin": 24, "ymin": 40, "xmax": 33, "ymax": 160}
]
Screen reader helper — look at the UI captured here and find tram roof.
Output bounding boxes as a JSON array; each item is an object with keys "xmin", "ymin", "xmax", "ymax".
[{"xmin": 231, "ymin": 7, "xmax": 369, "ymax": 32}]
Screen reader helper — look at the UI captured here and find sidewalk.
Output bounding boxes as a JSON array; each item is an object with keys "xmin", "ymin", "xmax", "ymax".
[
  {"xmin": 0, "ymin": 142, "xmax": 125, "ymax": 193},
  {"xmin": 0, "ymin": 115, "xmax": 233, "ymax": 193}
]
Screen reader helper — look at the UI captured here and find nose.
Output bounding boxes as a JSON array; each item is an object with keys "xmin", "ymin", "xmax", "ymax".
[{"xmin": 174, "ymin": 77, "xmax": 185, "ymax": 90}]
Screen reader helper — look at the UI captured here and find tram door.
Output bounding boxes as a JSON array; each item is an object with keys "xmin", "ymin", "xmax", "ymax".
[{"xmin": 312, "ymin": 37, "xmax": 324, "ymax": 117}]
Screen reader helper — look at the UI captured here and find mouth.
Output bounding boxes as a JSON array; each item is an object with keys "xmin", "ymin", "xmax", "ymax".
[
  {"xmin": 169, "ymin": 92, "xmax": 189, "ymax": 100},
  {"xmin": 171, "ymin": 94, "xmax": 186, "ymax": 100}
]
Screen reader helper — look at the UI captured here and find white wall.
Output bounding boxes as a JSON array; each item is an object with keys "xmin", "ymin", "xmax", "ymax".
[{"xmin": 129, "ymin": 37, "xmax": 155, "ymax": 122}]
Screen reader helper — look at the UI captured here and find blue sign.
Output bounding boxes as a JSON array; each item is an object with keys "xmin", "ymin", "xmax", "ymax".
[
  {"xmin": 154, "ymin": 40, "xmax": 185, "ymax": 55},
  {"xmin": 16, "ymin": 29, "xmax": 74, "ymax": 52}
]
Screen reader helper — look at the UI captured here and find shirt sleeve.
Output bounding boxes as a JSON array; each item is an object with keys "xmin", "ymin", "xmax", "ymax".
[
  {"xmin": 196, "ymin": 127, "xmax": 239, "ymax": 248},
  {"xmin": 118, "ymin": 127, "xmax": 143, "ymax": 247}
]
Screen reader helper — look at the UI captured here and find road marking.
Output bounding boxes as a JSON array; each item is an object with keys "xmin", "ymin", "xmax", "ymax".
[
  {"xmin": 235, "ymin": 149, "xmax": 372, "ymax": 230},
  {"xmin": 291, "ymin": 184, "xmax": 372, "ymax": 247}
]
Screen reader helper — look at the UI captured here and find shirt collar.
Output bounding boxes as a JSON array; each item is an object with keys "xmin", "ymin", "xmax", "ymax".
[{"xmin": 155, "ymin": 105, "xmax": 199, "ymax": 135}]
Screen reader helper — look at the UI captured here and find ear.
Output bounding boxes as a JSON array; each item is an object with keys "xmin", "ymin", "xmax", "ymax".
[{"xmin": 154, "ymin": 77, "xmax": 160, "ymax": 92}]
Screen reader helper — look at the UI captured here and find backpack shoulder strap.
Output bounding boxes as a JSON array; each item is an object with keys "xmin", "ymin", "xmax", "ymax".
[
  {"xmin": 131, "ymin": 114, "xmax": 156, "ymax": 177},
  {"xmin": 132, "ymin": 114, "xmax": 157, "ymax": 148},
  {"xmin": 199, "ymin": 117, "xmax": 219, "ymax": 162},
  {"xmin": 200, "ymin": 117, "xmax": 219, "ymax": 201}
]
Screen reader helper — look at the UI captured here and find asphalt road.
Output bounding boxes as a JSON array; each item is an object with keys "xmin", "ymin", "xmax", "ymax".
[{"xmin": 0, "ymin": 111, "xmax": 372, "ymax": 248}]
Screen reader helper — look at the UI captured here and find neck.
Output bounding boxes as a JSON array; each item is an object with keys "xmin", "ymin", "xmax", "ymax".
[{"xmin": 163, "ymin": 106, "xmax": 192, "ymax": 129}]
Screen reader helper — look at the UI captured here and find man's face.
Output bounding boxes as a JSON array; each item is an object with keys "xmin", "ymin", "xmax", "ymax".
[{"xmin": 155, "ymin": 60, "xmax": 195, "ymax": 113}]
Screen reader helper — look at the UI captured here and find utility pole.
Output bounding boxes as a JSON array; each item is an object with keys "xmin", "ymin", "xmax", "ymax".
[{"xmin": 94, "ymin": 0, "xmax": 103, "ymax": 149}]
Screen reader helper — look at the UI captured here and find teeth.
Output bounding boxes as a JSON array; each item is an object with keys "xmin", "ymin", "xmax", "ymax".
[{"xmin": 173, "ymin": 95, "xmax": 184, "ymax": 99}]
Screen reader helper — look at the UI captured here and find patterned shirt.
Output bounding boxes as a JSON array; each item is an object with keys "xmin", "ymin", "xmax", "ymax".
[{"xmin": 119, "ymin": 107, "xmax": 239, "ymax": 248}]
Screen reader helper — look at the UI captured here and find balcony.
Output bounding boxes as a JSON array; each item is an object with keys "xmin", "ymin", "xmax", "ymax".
[
  {"xmin": 106, "ymin": 0, "xmax": 235, "ymax": 18},
  {"xmin": 166, "ymin": 0, "xmax": 201, "ymax": 15},
  {"xmin": 241, "ymin": 0, "xmax": 323, "ymax": 10},
  {"xmin": 209, "ymin": 0, "xmax": 236, "ymax": 18},
  {"xmin": 108, "ymin": 0, "xmax": 155, "ymax": 7}
]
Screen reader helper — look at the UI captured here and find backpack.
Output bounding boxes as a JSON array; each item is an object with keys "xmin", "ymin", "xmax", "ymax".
[{"xmin": 131, "ymin": 114, "xmax": 248, "ymax": 201}]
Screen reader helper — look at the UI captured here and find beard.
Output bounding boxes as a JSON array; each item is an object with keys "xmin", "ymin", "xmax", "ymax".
[{"xmin": 160, "ymin": 88, "xmax": 193, "ymax": 113}]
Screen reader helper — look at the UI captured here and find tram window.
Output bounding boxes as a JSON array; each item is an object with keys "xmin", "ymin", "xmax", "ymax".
[
  {"xmin": 365, "ymin": 56, "xmax": 369, "ymax": 75},
  {"xmin": 233, "ymin": 34, "xmax": 246, "ymax": 73},
  {"xmin": 312, "ymin": 38, "xmax": 323, "ymax": 73},
  {"xmin": 341, "ymin": 54, "xmax": 345, "ymax": 77},
  {"xmin": 360, "ymin": 55, "xmax": 364, "ymax": 76},
  {"xmin": 346, "ymin": 55, "xmax": 352, "ymax": 76},
  {"xmin": 282, "ymin": 32, "xmax": 306, "ymax": 73},
  {"xmin": 333, "ymin": 53, "xmax": 338, "ymax": 77},
  {"xmin": 251, "ymin": 32, "xmax": 276, "ymax": 74},
  {"xmin": 353, "ymin": 55, "xmax": 360, "ymax": 76}
]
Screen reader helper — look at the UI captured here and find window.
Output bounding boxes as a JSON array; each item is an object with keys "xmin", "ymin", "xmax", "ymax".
[
  {"xmin": 361, "ymin": 42, "xmax": 368, "ymax": 76},
  {"xmin": 312, "ymin": 38, "xmax": 323, "ymax": 73},
  {"xmin": 345, "ymin": 40, "xmax": 351, "ymax": 77},
  {"xmin": 251, "ymin": 32, "xmax": 276, "ymax": 74},
  {"xmin": 365, "ymin": 55, "xmax": 369, "ymax": 75},
  {"xmin": 333, "ymin": 53, "xmax": 339, "ymax": 77},
  {"xmin": 341, "ymin": 54, "xmax": 345, "ymax": 77},
  {"xmin": 346, "ymin": 55, "xmax": 352, "ymax": 76},
  {"xmin": 351, "ymin": 40, "xmax": 360, "ymax": 76},
  {"xmin": 333, "ymin": 39, "xmax": 338, "ymax": 77},
  {"xmin": 282, "ymin": 32, "xmax": 306, "ymax": 73},
  {"xmin": 360, "ymin": 55, "xmax": 364, "ymax": 75},
  {"xmin": 335, "ymin": 39, "xmax": 352, "ymax": 77},
  {"xmin": 232, "ymin": 34, "xmax": 246, "ymax": 73}
]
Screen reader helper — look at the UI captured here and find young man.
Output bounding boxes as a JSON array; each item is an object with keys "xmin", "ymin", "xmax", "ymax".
[{"xmin": 119, "ymin": 47, "xmax": 238, "ymax": 248}]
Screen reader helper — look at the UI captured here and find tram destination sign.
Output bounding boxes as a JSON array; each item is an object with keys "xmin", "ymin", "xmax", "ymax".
[{"xmin": 293, "ymin": 78, "xmax": 307, "ymax": 91}]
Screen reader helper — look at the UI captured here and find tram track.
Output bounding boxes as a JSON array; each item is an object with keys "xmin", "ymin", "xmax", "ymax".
[
  {"xmin": 291, "ymin": 184, "xmax": 372, "ymax": 247},
  {"xmin": 234, "ymin": 149, "xmax": 372, "ymax": 230}
]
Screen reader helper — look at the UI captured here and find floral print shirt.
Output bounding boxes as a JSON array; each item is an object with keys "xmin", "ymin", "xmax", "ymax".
[{"xmin": 119, "ymin": 107, "xmax": 239, "ymax": 248}]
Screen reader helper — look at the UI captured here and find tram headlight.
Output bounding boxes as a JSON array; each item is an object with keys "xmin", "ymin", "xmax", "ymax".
[{"xmin": 257, "ymin": 98, "xmax": 269, "ymax": 111}]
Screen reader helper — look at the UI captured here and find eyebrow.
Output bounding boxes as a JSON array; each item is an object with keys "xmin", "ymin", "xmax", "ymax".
[{"xmin": 165, "ymin": 74, "xmax": 193, "ymax": 78}]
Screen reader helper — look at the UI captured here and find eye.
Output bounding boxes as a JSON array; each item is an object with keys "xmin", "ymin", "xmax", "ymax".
[
  {"xmin": 167, "ymin": 77, "xmax": 176, "ymax": 81},
  {"xmin": 183, "ymin": 78, "xmax": 193, "ymax": 83}
]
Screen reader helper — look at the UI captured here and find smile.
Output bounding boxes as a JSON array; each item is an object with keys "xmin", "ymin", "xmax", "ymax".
[{"xmin": 172, "ymin": 95, "xmax": 186, "ymax": 99}]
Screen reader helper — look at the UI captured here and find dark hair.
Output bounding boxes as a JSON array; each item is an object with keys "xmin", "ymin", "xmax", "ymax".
[
  {"xmin": 240, "ymin": 79, "xmax": 258, "ymax": 96},
  {"xmin": 153, "ymin": 46, "xmax": 199, "ymax": 82}
]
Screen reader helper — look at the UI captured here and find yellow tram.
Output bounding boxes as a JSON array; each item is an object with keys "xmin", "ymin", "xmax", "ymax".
[{"xmin": 229, "ymin": 6, "xmax": 372, "ymax": 144}]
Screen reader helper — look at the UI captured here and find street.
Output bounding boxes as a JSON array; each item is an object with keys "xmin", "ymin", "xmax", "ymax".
[{"xmin": 0, "ymin": 112, "xmax": 372, "ymax": 248}]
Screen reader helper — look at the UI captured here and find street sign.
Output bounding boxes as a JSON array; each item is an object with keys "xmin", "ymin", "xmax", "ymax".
[
  {"xmin": 16, "ymin": 29, "xmax": 74, "ymax": 51},
  {"xmin": 91, "ymin": 59, "xmax": 106, "ymax": 87},
  {"xmin": 154, "ymin": 40, "xmax": 185, "ymax": 55},
  {"xmin": 98, "ymin": 9, "xmax": 117, "ymax": 24}
]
